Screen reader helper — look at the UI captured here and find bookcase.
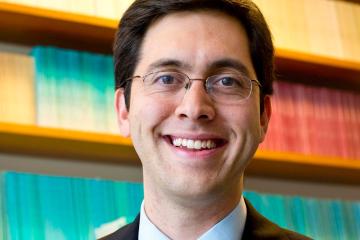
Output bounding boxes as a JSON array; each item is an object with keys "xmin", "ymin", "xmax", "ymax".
[{"xmin": 0, "ymin": 1, "xmax": 360, "ymax": 187}]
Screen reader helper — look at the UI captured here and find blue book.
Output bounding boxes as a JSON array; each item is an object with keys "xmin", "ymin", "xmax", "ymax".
[
  {"xmin": 289, "ymin": 196, "xmax": 306, "ymax": 236},
  {"xmin": 353, "ymin": 202, "xmax": 360, "ymax": 237},
  {"xmin": 0, "ymin": 173, "xmax": 8, "ymax": 240},
  {"xmin": 104, "ymin": 56, "xmax": 117, "ymax": 133}
]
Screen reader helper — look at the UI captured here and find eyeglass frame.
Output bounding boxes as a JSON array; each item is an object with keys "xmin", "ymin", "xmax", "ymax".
[{"xmin": 119, "ymin": 71, "xmax": 262, "ymax": 103}]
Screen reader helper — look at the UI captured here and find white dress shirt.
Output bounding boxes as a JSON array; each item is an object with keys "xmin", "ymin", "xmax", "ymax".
[{"xmin": 138, "ymin": 196, "xmax": 247, "ymax": 240}]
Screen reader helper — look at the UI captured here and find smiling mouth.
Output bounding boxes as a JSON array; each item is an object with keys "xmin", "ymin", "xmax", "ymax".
[{"xmin": 164, "ymin": 136, "xmax": 227, "ymax": 151}]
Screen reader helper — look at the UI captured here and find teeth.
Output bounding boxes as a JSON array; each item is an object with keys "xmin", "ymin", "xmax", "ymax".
[
  {"xmin": 194, "ymin": 140, "xmax": 202, "ymax": 150},
  {"xmin": 187, "ymin": 139, "xmax": 194, "ymax": 149},
  {"xmin": 207, "ymin": 140, "xmax": 212, "ymax": 149},
  {"xmin": 171, "ymin": 137, "xmax": 217, "ymax": 150}
]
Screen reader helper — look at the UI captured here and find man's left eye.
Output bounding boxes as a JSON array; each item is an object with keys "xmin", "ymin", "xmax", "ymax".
[{"xmin": 219, "ymin": 77, "xmax": 236, "ymax": 87}]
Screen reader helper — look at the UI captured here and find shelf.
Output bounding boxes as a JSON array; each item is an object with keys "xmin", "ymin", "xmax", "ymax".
[
  {"xmin": 1, "ymin": 123, "xmax": 360, "ymax": 185},
  {"xmin": 0, "ymin": 122, "xmax": 137, "ymax": 164},
  {"xmin": 0, "ymin": 2, "xmax": 117, "ymax": 53},
  {"xmin": 248, "ymin": 151, "xmax": 360, "ymax": 185},
  {"xmin": 275, "ymin": 49, "xmax": 360, "ymax": 91},
  {"xmin": 1, "ymin": 2, "xmax": 360, "ymax": 89}
]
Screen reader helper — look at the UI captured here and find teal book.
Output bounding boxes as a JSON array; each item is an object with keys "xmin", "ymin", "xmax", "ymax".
[
  {"xmin": 289, "ymin": 196, "xmax": 307, "ymax": 236},
  {"xmin": 0, "ymin": 172, "xmax": 8, "ymax": 240},
  {"xmin": 353, "ymin": 202, "xmax": 360, "ymax": 237},
  {"xmin": 302, "ymin": 198, "xmax": 320, "ymax": 239},
  {"xmin": 63, "ymin": 49, "xmax": 82, "ymax": 130},
  {"xmin": 91, "ymin": 54, "xmax": 109, "ymax": 133},
  {"xmin": 269, "ymin": 194, "xmax": 287, "ymax": 229},
  {"xmin": 80, "ymin": 52, "xmax": 97, "ymax": 131},
  {"xmin": 32, "ymin": 47, "xmax": 51, "ymax": 127},
  {"xmin": 104, "ymin": 56, "xmax": 117, "ymax": 134},
  {"xmin": 331, "ymin": 200, "xmax": 347, "ymax": 239}
]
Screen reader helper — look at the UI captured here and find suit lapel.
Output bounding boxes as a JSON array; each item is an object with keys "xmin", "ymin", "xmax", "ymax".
[
  {"xmin": 242, "ymin": 198, "xmax": 289, "ymax": 239},
  {"xmin": 99, "ymin": 215, "xmax": 140, "ymax": 240}
]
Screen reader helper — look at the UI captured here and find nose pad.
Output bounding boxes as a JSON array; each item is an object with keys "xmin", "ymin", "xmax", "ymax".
[{"xmin": 184, "ymin": 79, "xmax": 207, "ymax": 93}]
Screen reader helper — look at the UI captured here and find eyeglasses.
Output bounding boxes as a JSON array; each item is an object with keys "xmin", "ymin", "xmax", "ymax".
[{"xmin": 125, "ymin": 71, "xmax": 261, "ymax": 104}]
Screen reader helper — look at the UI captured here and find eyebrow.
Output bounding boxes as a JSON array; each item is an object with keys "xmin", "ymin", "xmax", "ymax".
[
  {"xmin": 208, "ymin": 58, "xmax": 251, "ymax": 77},
  {"xmin": 147, "ymin": 59, "xmax": 192, "ymax": 73},
  {"xmin": 146, "ymin": 57, "xmax": 251, "ymax": 76}
]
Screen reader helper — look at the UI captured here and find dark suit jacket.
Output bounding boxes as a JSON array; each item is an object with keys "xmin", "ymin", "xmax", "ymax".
[{"xmin": 99, "ymin": 199, "xmax": 312, "ymax": 240}]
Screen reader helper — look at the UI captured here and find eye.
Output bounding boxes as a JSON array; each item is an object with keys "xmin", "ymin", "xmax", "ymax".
[
  {"xmin": 154, "ymin": 74, "xmax": 175, "ymax": 85},
  {"xmin": 146, "ymin": 72, "xmax": 185, "ymax": 91},
  {"xmin": 212, "ymin": 75, "xmax": 243, "ymax": 88},
  {"xmin": 219, "ymin": 77, "xmax": 236, "ymax": 87}
]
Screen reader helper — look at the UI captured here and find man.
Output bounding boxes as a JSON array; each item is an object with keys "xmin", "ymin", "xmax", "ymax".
[{"xmin": 103, "ymin": 0, "xmax": 311, "ymax": 239}]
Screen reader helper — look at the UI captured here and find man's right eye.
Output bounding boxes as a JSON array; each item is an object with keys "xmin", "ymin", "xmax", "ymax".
[{"xmin": 155, "ymin": 74, "xmax": 175, "ymax": 85}]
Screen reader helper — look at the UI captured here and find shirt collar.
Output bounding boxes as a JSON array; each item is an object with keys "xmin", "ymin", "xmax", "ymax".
[{"xmin": 138, "ymin": 196, "xmax": 247, "ymax": 240}]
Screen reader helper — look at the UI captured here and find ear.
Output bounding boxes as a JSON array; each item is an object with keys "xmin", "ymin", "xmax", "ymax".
[
  {"xmin": 115, "ymin": 88, "xmax": 130, "ymax": 137},
  {"xmin": 259, "ymin": 95, "xmax": 271, "ymax": 142}
]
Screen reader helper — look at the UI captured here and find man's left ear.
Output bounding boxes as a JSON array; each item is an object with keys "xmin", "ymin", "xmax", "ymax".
[{"xmin": 259, "ymin": 95, "xmax": 271, "ymax": 142}]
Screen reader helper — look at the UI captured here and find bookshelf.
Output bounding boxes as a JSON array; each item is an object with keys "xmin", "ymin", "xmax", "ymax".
[
  {"xmin": 0, "ymin": 2, "xmax": 360, "ymax": 185},
  {"xmin": 1, "ymin": 122, "xmax": 360, "ymax": 185},
  {"xmin": 1, "ymin": 2, "xmax": 360, "ymax": 89},
  {"xmin": 0, "ymin": 122, "xmax": 136, "ymax": 164}
]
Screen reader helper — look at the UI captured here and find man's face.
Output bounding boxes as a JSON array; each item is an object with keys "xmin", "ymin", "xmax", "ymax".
[{"xmin": 116, "ymin": 11, "xmax": 270, "ymax": 201}]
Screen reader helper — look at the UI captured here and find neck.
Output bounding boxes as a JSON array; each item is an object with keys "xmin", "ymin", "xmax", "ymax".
[{"xmin": 143, "ymin": 177, "xmax": 243, "ymax": 240}]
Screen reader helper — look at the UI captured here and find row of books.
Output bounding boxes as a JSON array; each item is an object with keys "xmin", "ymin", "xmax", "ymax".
[
  {"xmin": 1, "ymin": 171, "xmax": 143, "ymax": 240},
  {"xmin": 260, "ymin": 80, "xmax": 360, "ymax": 159},
  {"xmin": 0, "ymin": 46, "xmax": 359, "ymax": 159},
  {"xmin": 1, "ymin": 171, "xmax": 360, "ymax": 239},
  {"xmin": 32, "ymin": 46, "xmax": 118, "ymax": 133},
  {"xmin": 32, "ymin": 46, "xmax": 117, "ymax": 132},
  {"xmin": 0, "ymin": 47, "xmax": 118, "ymax": 133},
  {"xmin": 2, "ymin": 0, "xmax": 360, "ymax": 62}
]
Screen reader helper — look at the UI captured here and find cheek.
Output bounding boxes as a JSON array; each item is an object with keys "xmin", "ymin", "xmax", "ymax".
[
  {"xmin": 226, "ymin": 103, "xmax": 262, "ymax": 141},
  {"xmin": 129, "ymin": 93, "xmax": 176, "ymax": 134}
]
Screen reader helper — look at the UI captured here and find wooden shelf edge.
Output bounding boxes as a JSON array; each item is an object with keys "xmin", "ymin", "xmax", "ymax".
[
  {"xmin": 1, "ymin": 123, "xmax": 360, "ymax": 184},
  {"xmin": 0, "ymin": 2, "xmax": 118, "ymax": 28},
  {"xmin": 0, "ymin": 122, "xmax": 138, "ymax": 164},
  {"xmin": 249, "ymin": 151, "xmax": 360, "ymax": 185},
  {"xmin": 275, "ymin": 49, "xmax": 360, "ymax": 90},
  {"xmin": 276, "ymin": 48, "xmax": 360, "ymax": 72}
]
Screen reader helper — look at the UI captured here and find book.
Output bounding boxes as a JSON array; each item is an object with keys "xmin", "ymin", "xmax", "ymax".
[{"xmin": 0, "ymin": 52, "xmax": 35, "ymax": 125}]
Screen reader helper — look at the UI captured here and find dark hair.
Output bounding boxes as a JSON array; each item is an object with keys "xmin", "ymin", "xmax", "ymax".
[{"xmin": 113, "ymin": 0, "xmax": 274, "ymax": 112}]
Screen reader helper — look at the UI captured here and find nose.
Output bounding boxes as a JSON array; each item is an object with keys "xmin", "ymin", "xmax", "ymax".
[{"xmin": 175, "ymin": 81, "xmax": 216, "ymax": 121}]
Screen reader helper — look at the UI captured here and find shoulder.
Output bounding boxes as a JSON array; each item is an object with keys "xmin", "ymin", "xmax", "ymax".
[
  {"xmin": 98, "ymin": 215, "xmax": 140, "ymax": 240},
  {"xmin": 243, "ymin": 198, "xmax": 312, "ymax": 240}
]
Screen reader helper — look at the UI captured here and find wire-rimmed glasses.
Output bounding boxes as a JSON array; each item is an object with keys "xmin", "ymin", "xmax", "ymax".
[{"xmin": 125, "ymin": 71, "xmax": 261, "ymax": 104}]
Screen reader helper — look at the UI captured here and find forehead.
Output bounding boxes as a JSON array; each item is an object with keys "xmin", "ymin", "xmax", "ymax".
[{"xmin": 135, "ymin": 10, "xmax": 254, "ymax": 77}]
